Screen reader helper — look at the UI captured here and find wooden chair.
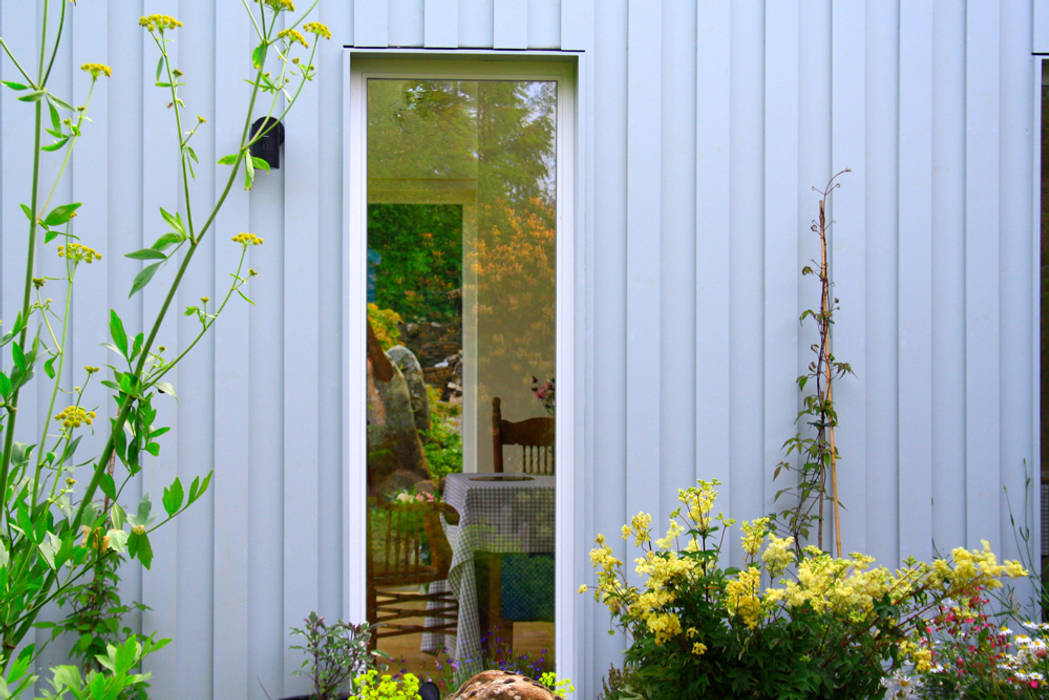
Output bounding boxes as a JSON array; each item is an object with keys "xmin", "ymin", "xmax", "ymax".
[
  {"xmin": 491, "ymin": 397, "xmax": 554, "ymax": 475},
  {"xmin": 366, "ymin": 499, "xmax": 460, "ymax": 649}
]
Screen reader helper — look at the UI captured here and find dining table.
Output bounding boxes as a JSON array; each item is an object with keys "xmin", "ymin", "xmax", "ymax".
[{"xmin": 422, "ymin": 471, "xmax": 556, "ymax": 668}]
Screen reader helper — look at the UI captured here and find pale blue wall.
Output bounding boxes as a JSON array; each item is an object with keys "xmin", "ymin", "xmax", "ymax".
[{"xmin": 0, "ymin": 1, "xmax": 1040, "ymax": 697}]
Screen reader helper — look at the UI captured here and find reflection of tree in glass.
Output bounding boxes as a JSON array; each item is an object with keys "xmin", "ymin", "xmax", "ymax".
[
  {"xmin": 368, "ymin": 204, "xmax": 462, "ymax": 324},
  {"xmin": 471, "ymin": 198, "xmax": 556, "ymax": 400}
]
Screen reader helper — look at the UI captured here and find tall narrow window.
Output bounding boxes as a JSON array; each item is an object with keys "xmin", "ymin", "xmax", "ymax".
[{"xmin": 364, "ymin": 77, "xmax": 558, "ymax": 687}]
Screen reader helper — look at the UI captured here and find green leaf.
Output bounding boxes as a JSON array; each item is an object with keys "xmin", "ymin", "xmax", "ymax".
[
  {"xmin": 144, "ymin": 442, "xmax": 160, "ymax": 457},
  {"xmin": 43, "ymin": 356, "xmax": 56, "ymax": 379},
  {"xmin": 162, "ymin": 478, "xmax": 184, "ymax": 516},
  {"xmin": 124, "ymin": 248, "xmax": 167, "ymax": 260},
  {"xmin": 43, "ymin": 202, "xmax": 81, "ymax": 226},
  {"xmin": 110, "ymin": 503, "xmax": 127, "ymax": 530},
  {"xmin": 11, "ymin": 342, "xmax": 25, "ymax": 371},
  {"xmin": 158, "ymin": 207, "xmax": 185, "ymax": 235},
  {"xmin": 186, "ymin": 146, "xmax": 198, "ymax": 163},
  {"xmin": 1, "ymin": 80, "xmax": 28, "ymax": 91},
  {"xmin": 149, "ymin": 426, "xmax": 171, "ymax": 439},
  {"xmin": 244, "ymin": 154, "xmax": 255, "ymax": 190},
  {"xmin": 154, "ymin": 381, "xmax": 176, "ymax": 400},
  {"xmin": 128, "ymin": 262, "xmax": 162, "ymax": 297},
  {"xmin": 19, "ymin": 203, "xmax": 33, "ymax": 222},
  {"xmin": 48, "ymin": 101, "xmax": 60, "ymax": 131},
  {"xmin": 155, "ymin": 56, "xmax": 164, "ymax": 82},
  {"xmin": 236, "ymin": 289, "xmax": 256, "ymax": 305},
  {"xmin": 251, "ymin": 43, "xmax": 268, "ymax": 70},
  {"xmin": 109, "ymin": 310, "xmax": 128, "ymax": 358},
  {"xmin": 38, "ymin": 532, "xmax": 60, "ymax": 570},
  {"xmin": 131, "ymin": 333, "xmax": 143, "ymax": 362},
  {"xmin": 40, "ymin": 137, "xmax": 69, "ymax": 152},
  {"xmin": 58, "ymin": 435, "xmax": 81, "ymax": 464},
  {"xmin": 98, "ymin": 474, "xmax": 116, "ymax": 501},
  {"xmin": 151, "ymin": 232, "xmax": 183, "ymax": 250},
  {"xmin": 0, "ymin": 371, "xmax": 11, "ymax": 396},
  {"xmin": 18, "ymin": 90, "xmax": 44, "ymax": 102},
  {"xmin": 43, "ymin": 228, "xmax": 60, "ymax": 244},
  {"xmin": 128, "ymin": 529, "xmax": 153, "ymax": 569},
  {"xmin": 135, "ymin": 495, "xmax": 152, "ymax": 526},
  {"xmin": 250, "ymin": 155, "xmax": 270, "ymax": 172},
  {"xmin": 216, "ymin": 153, "xmax": 238, "ymax": 165},
  {"xmin": 45, "ymin": 92, "xmax": 72, "ymax": 111}
]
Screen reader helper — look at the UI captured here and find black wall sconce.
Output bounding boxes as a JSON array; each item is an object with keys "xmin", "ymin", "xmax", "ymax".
[{"xmin": 249, "ymin": 117, "xmax": 284, "ymax": 169}]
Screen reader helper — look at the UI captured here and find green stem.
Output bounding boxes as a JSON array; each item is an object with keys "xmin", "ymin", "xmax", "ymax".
[
  {"xmin": 38, "ymin": 80, "xmax": 95, "ymax": 217},
  {"xmin": 71, "ymin": 34, "xmax": 269, "ymax": 532},
  {"xmin": 0, "ymin": 39, "xmax": 36, "ymax": 87},
  {"xmin": 32, "ymin": 253, "xmax": 74, "ymax": 497},
  {"xmin": 41, "ymin": 0, "xmax": 67, "ymax": 86},
  {"xmin": 0, "ymin": 98, "xmax": 44, "ymax": 530},
  {"xmin": 145, "ymin": 250, "xmax": 248, "ymax": 388},
  {"xmin": 156, "ymin": 33, "xmax": 196, "ymax": 239}
]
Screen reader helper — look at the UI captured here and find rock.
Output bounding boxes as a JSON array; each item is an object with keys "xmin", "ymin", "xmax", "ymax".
[
  {"xmin": 448, "ymin": 670, "xmax": 562, "ymax": 700},
  {"xmin": 386, "ymin": 345, "xmax": 431, "ymax": 433},
  {"xmin": 366, "ymin": 321, "xmax": 431, "ymax": 497}
]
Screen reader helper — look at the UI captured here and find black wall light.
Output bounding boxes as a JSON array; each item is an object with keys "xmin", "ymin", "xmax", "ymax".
[{"xmin": 249, "ymin": 117, "xmax": 284, "ymax": 169}]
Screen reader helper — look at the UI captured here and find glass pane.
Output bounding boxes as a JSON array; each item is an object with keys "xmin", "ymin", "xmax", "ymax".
[{"xmin": 365, "ymin": 78, "xmax": 557, "ymax": 690}]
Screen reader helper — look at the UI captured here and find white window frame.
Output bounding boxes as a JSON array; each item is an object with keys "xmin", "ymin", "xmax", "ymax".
[{"xmin": 341, "ymin": 50, "xmax": 578, "ymax": 679}]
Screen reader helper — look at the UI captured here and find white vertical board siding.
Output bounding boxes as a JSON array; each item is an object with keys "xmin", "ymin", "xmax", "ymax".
[
  {"xmin": 0, "ymin": 2, "xmax": 1038, "ymax": 699},
  {"xmin": 897, "ymin": 0, "xmax": 935, "ymax": 563},
  {"xmin": 587, "ymin": 0, "xmax": 627, "ymax": 694}
]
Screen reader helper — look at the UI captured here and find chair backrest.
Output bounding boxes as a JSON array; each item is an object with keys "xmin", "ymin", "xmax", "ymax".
[
  {"xmin": 366, "ymin": 499, "xmax": 460, "ymax": 585},
  {"xmin": 491, "ymin": 396, "xmax": 555, "ymax": 475}
]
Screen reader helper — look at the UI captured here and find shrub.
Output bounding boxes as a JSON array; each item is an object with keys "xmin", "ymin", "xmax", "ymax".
[{"xmin": 583, "ymin": 479, "xmax": 1027, "ymax": 700}]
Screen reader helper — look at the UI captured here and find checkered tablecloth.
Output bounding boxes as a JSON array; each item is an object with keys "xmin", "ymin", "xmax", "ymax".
[{"xmin": 422, "ymin": 473, "xmax": 555, "ymax": 669}]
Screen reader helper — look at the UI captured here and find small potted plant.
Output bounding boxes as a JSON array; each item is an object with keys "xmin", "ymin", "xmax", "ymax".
[
  {"xmin": 285, "ymin": 612, "xmax": 378, "ymax": 700},
  {"xmin": 285, "ymin": 612, "xmax": 441, "ymax": 700}
]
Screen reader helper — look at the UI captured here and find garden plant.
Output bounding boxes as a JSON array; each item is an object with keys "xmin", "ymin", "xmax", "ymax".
[
  {"xmin": 583, "ymin": 479, "xmax": 1027, "ymax": 699},
  {"xmin": 0, "ymin": 0, "xmax": 327, "ymax": 694}
]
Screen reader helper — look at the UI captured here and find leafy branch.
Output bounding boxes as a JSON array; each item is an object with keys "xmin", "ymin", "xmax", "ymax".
[{"xmin": 772, "ymin": 169, "xmax": 853, "ymax": 557}]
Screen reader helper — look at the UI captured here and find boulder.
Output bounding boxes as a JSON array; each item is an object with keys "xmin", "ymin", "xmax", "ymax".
[
  {"xmin": 448, "ymin": 671, "xmax": 563, "ymax": 700},
  {"xmin": 386, "ymin": 345, "xmax": 430, "ymax": 433},
  {"xmin": 366, "ymin": 321, "xmax": 430, "ymax": 497}
]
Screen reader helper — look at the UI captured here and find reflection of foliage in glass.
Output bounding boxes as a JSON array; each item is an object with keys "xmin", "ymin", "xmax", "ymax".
[
  {"xmin": 422, "ymin": 386, "xmax": 463, "ymax": 482},
  {"xmin": 368, "ymin": 204, "xmax": 462, "ymax": 324},
  {"xmin": 472, "ymin": 198, "xmax": 556, "ymax": 395},
  {"xmin": 367, "ymin": 304, "xmax": 403, "ymax": 350}
]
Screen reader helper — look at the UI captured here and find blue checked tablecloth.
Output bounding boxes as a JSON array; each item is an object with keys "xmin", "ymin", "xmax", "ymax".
[{"xmin": 422, "ymin": 472, "xmax": 556, "ymax": 668}]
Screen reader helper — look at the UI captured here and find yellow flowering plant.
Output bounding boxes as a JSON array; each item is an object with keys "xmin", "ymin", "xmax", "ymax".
[
  {"xmin": 584, "ymin": 480, "xmax": 1027, "ymax": 700},
  {"xmin": 0, "ymin": 0, "xmax": 325, "ymax": 692}
]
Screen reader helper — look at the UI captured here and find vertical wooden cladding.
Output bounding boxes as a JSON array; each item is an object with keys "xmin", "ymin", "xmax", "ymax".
[
  {"xmin": 353, "ymin": 0, "xmax": 567, "ymax": 48},
  {"xmin": 0, "ymin": 1, "xmax": 1038, "ymax": 698}
]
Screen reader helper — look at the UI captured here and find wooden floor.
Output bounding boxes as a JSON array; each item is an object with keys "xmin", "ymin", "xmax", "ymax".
[{"xmin": 376, "ymin": 616, "xmax": 555, "ymax": 695}]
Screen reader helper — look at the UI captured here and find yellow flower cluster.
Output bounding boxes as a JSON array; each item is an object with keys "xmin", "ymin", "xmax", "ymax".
[
  {"xmin": 55, "ymin": 405, "xmax": 96, "ymax": 429},
  {"xmin": 80, "ymin": 62, "xmax": 112, "ymax": 78},
  {"xmin": 303, "ymin": 22, "xmax": 332, "ymax": 40},
  {"xmin": 584, "ymin": 478, "xmax": 1029, "ymax": 659},
  {"xmin": 232, "ymin": 232, "xmax": 263, "ymax": 246},
  {"xmin": 262, "ymin": 0, "xmax": 295, "ymax": 12},
  {"xmin": 353, "ymin": 670, "xmax": 420, "ymax": 699},
  {"xmin": 741, "ymin": 516, "xmax": 770, "ymax": 558},
  {"xmin": 679, "ymin": 478, "xmax": 719, "ymax": 534},
  {"xmin": 278, "ymin": 28, "xmax": 308, "ymax": 48},
  {"xmin": 725, "ymin": 566, "xmax": 763, "ymax": 628},
  {"xmin": 139, "ymin": 15, "xmax": 182, "ymax": 31},
  {"xmin": 57, "ymin": 242, "xmax": 101, "ymax": 263}
]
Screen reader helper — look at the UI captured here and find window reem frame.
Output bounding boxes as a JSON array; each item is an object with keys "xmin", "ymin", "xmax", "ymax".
[{"xmin": 342, "ymin": 51, "xmax": 577, "ymax": 680}]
